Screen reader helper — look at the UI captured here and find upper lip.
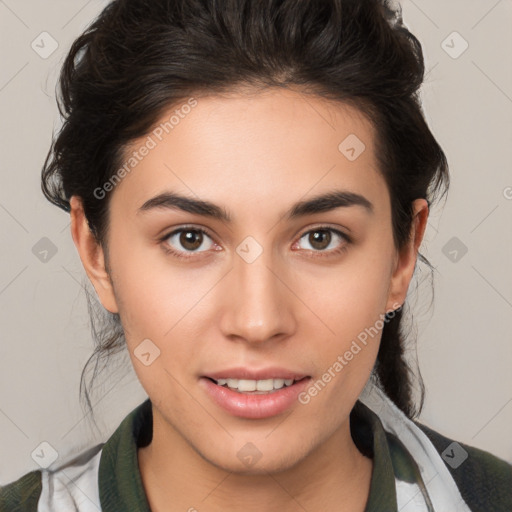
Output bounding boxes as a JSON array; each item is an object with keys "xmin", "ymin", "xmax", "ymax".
[{"xmin": 203, "ymin": 367, "xmax": 310, "ymax": 381}]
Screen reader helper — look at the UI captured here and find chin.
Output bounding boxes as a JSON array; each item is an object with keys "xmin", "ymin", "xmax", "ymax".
[{"xmin": 199, "ymin": 440, "xmax": 310, "ymax": 476}]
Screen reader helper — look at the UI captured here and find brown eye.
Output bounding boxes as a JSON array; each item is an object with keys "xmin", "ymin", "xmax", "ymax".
[
  {"xmin": 163, "ymin": 228, "xmax": 215, "ymax": 254},
  {"xmin": 296, "ymin": 227, "xmax": 349, "ymax": 254},
  {"xmin": 308, "ymin": 230, "xmax": 332, "ymax": 250},
  {"xmin": 180, "ymin": 230, "xmax": 203, "ymax": 251}
]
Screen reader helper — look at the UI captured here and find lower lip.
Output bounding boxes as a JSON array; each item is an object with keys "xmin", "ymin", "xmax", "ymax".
[{"xmin": 199, "ymin": 377, "xmax": 311, "ymax": 419}]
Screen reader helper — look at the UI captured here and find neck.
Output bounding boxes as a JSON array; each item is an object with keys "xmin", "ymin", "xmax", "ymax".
[{"xmin": 138, "ymin": 405, "xmax": 373, "ymax": 512}]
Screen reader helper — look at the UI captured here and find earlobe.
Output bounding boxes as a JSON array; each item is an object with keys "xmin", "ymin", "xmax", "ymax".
[
  {"xmin": 386, "ymin": 199, "xmax": 429, "ymax": 312},
  {"xmin": 69, "ymin": 196, "xmax": 119, "ymax": 314}
]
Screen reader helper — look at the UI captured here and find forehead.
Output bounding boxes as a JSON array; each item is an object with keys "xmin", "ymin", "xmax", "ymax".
[{"xmin": 109, "ymin": 87, "xmax": 387, "ymax": 218}]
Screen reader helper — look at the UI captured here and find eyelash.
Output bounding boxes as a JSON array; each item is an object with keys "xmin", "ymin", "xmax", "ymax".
[{"xmin": 159, "ymin": 225, "xmax": 352, "ymax": 260}]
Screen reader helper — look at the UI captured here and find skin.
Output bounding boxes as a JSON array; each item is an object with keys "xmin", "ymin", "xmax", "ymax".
[{"xmin": 70, "ymin": 87, "xmax": 428, "ymax": 511}]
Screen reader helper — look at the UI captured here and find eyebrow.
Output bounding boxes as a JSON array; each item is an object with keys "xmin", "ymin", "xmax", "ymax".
[{"xmin": 136, "ymin": 190, "xmax": 374, "ymax": 221}]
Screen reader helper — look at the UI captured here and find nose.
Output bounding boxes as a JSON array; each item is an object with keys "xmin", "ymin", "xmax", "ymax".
[{"xmin": 218, "ymin": 246, "xmax": 297, "ymax": 345}]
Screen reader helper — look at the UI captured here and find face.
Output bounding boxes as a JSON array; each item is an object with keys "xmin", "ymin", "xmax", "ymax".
[{"xmin": 71, "ymin": 87, "xmax": 426, "ymax": 474}]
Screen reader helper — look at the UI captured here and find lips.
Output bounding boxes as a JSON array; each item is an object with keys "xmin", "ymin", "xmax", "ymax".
[{"xmin": 199, "ymin": 367, "xmax": 311, "ymax": 419}]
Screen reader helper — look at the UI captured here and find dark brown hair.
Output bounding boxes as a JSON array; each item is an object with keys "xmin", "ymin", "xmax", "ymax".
[{"xmin": 41, "ymin": 0, "xmax": 449, "ymax": 424}]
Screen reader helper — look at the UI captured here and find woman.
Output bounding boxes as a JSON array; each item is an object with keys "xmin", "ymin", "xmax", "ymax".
[{"xmin": 1, "ymin": 0, "xmax": 510, "ymax": 510}]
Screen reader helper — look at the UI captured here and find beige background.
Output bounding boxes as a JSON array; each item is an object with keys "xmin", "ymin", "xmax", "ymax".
[{"xmin": 1, "ymin": 0, "xmax": 511, "ymax": 484}]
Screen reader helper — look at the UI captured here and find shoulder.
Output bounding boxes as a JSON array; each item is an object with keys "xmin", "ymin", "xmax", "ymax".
[
  {"xmin": 0, "ymin": 443, "xmax": 103, "ymax": 512},
  {"xmin": 0, "ymin": 470, "xmax": 42, "ymax": 512},
  {"xmin": 415, "ymin": 421, "xmax": 512, "ymax": 511}
]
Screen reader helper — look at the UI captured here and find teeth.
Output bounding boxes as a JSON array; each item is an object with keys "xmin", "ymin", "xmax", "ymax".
[
  {"xmin": 226, "ymin": 378, "xmax": 238, "ymax": 388},
  {"xmin": 273, "ymin": 378, "xmax": 284, "ymax": 389},
  {"xmin": 256, "ymin": 379, "xmax": 274, "ymax": 391},
  {"xmin": 214, "ymin": 377, "xmax": 297, "ymax": 392},
  {"xmin": 238, "ymin": 379, "xmax": 257, "ymax": 392}
]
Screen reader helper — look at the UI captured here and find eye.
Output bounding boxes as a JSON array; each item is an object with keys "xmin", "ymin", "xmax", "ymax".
[
  {"xmin": 160, "ymin": 226, "xmax": 217, "ymax": 258},
  {"xmin": 159, "ymin": 225, "xmax": 350, "ymax": 260},
  {"xmin": 294, "ymin": 227, "xmax": 350, "ymax": 255}
]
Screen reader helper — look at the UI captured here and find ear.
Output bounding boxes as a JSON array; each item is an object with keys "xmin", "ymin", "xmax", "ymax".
[
  {"xmin": 69, "ymin": 195, "xmax": 119, "ymax": 314},
  {"xmin": 386, "ymin": 198, "xmax": 429, "ymax": 312}
]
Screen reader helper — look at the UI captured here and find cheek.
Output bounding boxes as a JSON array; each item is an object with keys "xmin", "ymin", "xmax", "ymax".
[
  {"xmin": 110, "ymin": 258, "xmax": 205, "ymax": 400},
  {"xmin": 291, "ymin": 241, "xmax": 394, "ymax": 387},
  {"xmin": 107, "ymin": 236, "xmax": 211, "ymax": 371},
  {"xmin": 110, "ymin": 228, "xmax": 199, "ymax": 324},
  {"xmin": 294, "ymin": 245, "xmax": 393, "ymax": 340}
]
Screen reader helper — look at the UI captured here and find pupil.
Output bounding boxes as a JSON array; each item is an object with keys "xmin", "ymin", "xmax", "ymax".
[
  {"xmin": 310, "ymin": 230, "xmax": 330, "ymax": 250},
  {"xmin": 180, "ymin": 230, "xmax": 202, "ymax": 250}
]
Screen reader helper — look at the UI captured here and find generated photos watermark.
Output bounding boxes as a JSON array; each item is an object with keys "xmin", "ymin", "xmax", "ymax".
[
  {"xmin": 298, "ymin": 302, "xmax": 402, "ymax": 405},
  {"xmin": 93, "ymin": 97, "xmax": 198, "ymax": 200}
]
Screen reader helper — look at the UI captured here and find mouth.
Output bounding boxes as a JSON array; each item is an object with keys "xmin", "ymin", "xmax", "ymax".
[{"xmin": 199, "ymin": 372, "xmax": 312, "ymax": 419}]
